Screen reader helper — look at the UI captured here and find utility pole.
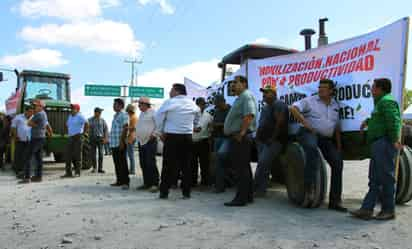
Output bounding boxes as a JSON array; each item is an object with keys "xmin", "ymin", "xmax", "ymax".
[{"xmin": 124, "ymin": 59, "xmax": 142, "ymax": 103}]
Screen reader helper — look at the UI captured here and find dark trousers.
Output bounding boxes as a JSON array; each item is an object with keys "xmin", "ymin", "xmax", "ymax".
[
  {"xmin": 160, "ymin": 133, "xmax": 193, "ymax": 196},
  {"xmin": 361, "ymin": 137, "xmax": 397, "ymax": 212},
  {"xmin": 297, "ymin": 128, "xmax": 343, "ymax": 204},
  {"xmin": 138, "ymin": 139, "xmax": 159, "ymax": 187},
  {"xmin": 90, "ymin": 138, "xmax": 104, "ymax": 171},
  {"xmin": 24, "ymin": 138, "xmax": 45, "ymax": 178},
  {"xmin": 191, "ymin": 138, "xmax": 211, "ymax": 186},
  {"xmin": 112, "ymin": 146, "xmax": 130, "ymax": 185},
  {"xmin": 230, "ymin": 135, "xmax": 253, "ymax": 203},
  {"xmin": 65, "ymin": 134, "xmax": 82, "ymax": 175},
  {"xmin": 0, "ymin": 145, "xmax": 5, "ymax": 169},
  {"xmin": 14, "ymin": 141, "xmax": 31, "ymax": 173}
]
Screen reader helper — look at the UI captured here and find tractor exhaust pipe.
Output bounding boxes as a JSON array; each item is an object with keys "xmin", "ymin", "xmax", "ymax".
[
  {"xmin": 318, "ymin": 18, "xmax": 329, "ymax": 47},
  {"xmin": 300, "ymin": 29, "xmax": 316, "ymax": 50}
]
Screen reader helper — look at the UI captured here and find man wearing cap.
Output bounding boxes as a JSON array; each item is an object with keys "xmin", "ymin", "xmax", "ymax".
[
  {"xmin": 223, "ymin": 75, "xmax": 258, "ymax": 206},
  {"xmin": 20, "ymin": 99, "xmax": 52, "ymax": 183},
  {"xmin": 126, "ymin": 104, "xmax": 138, "ymax": 175},
  {"xmin": 11, "ymin": 105, "xmax": 33, "ymax": 178},
  {"xmin": 0, "ymin": 113, "xmax": 8, "ymax": 170},
  {"xmin": 62, "ymin": 104, "xmax": 88, "ymax": 177},
  {"xmin": 254, "ymin": 84, "xmax": 289, "ymax": 197},
  {"xmin": 88, "ymin": 107, "xmax": 108, "ymax": 173},
  {"xmin": 290, "ymin": 79, "xmax": 346, "ymax": 211},
  {"xmin": 136, "ymin": 97, "xmax": 159, "ymax": 192},
  {"xmin": 109, "ymin": 98, "xmax": 130, "ymax": 189},
  {"xmin": 155, "ymin": 83, "xmax": 201, "ymax": 199},
  {"xmin": 212, "ymin": 95, "xmax": 234, "ymax": 193},
  {"xmin": 191, "ymin": 97, "xmax": 213, "ymax": 187}
]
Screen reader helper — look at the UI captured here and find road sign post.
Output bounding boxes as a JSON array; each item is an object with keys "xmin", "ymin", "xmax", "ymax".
[{"xmin": 129, "ymin": 86, "xmax": 164, "ymax": 98}]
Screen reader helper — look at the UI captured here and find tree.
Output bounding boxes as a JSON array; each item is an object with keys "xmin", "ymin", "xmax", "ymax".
[{"xmin": 403, "ymin": 88, "xmax": 412, "ymax": 111}]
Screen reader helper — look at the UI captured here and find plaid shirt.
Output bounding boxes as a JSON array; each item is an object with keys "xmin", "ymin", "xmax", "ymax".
[{"xmin": 109, "ymin": 111, "xmax": 129, "ymax": 148}]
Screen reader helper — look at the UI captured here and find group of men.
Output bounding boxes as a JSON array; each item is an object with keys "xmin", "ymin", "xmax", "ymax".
[{"xmin": 7, "ymin": 76, "xmax": 401, "ymax": 220}]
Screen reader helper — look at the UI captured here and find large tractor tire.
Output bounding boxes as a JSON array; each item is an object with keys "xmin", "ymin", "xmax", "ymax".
[
  {"xmin": 81, "ymin": 134, "xmax": 93, "ymax": 170},
  {"xmin": 396, "ymin": 146, "xmax": 412, "ymax": 204},
  {"xmin": 53, "ymin": 152, "xmax": 65, "ymax": 163},
  {"xmin": 283, "ymin": 142, "xmax": 328, "ymax": 208}
]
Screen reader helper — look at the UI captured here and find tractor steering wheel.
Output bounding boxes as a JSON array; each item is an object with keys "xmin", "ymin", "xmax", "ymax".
[{"xmin": 38, "ymin": 88, "xmax": 52, "ymax": 96}]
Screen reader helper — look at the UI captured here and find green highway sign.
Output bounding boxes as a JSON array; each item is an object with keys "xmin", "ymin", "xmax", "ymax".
[
  {"xmin": 84, "ymin": 84, "xmax": 122, "ymax": 97},
  {"xmin": 129, "ymin": 86, "xmax": 164, "ymax": 98}
]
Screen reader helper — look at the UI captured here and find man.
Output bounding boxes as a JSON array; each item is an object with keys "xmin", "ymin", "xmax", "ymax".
[
  {"xmin": 191, "ymin": 97, "xmax": 213, "ymax": 187},
  {"xmin": 254, "ymin": 85, "xmax": 289, "ymax": 197},
  {"xmin": 88, "ymin": 107, "xmax": 108, "ymax": 173},
  {"xmin": 126, "ymin": 104, "xmax": 138, "ymax": 175},
  {"xmin": 11, "ymin": 105, "xmax": 33, "ymax": 178},
  {"xmin": 155, "ymin": 83, "xmax": 200, "ymax": 199},
  {"xmin": 223, "ymin": 75, "xmax": 258, "ymax": 207},
  {"xmin": 0, "ymin": 113, "xmax": 8, "ymax": 170},
  {"xmin": 62, "ymin": 104, "xmax": 88, "ymax": 177},
  {"xmin": 136, "ymin": 97, "xmax": 159, "ymax": 192},
  {"xmin": 20, "ymin": 99, "xmax": 52, "ymax": 183},
  {"xmin": 212, "ymin": 95, "xmax": 233, "ymax": 193},
  {"xmin": 109, "ymin": 98, "xmax": 129, "ymax": 189},
  {"xmin": 350, "ymin": 78, "xmax": 401, "ymax": 220},
  {"xmin": 290, "ymin": 79, "xmax": 346, "ymax": 211}
]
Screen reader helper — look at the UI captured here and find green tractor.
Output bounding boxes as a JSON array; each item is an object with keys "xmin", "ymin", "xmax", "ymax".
[{"xmin": 5, "ymin": 70, "xmax": 92, "ymax": 169}]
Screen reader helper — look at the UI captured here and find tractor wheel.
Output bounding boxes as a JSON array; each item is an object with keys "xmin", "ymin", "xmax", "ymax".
[
  {"xmin": 396, "ymin": 146, "xmax": 412, "ymax": 204},
  {"xmin": 53, "ymin": 152, "xmax": 65, "ymax": 163},
  {"xmin": 283, "ymin": 142, "xmax": 327, "ymax": 208},
  {"xmin": 81, "ymin": 134, "xmax": 92, "ymax": 170}
]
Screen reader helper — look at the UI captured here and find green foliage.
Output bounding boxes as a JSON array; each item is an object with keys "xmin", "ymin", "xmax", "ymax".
[{"xmin": 403, "ymin": 89, "xmax": 412, "ymax": 110}]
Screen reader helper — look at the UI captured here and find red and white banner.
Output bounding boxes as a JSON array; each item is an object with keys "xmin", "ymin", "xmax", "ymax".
[
  {"xmin": 248, "ymin": 18, "xmax": 409, "ymax": 131},
  {"xmin": 5, "ymin": 89, "xmax": 22, "ymax": 115}
]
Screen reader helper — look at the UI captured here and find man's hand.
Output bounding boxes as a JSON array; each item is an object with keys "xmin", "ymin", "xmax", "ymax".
[
  {"xmin": 193, "ymin": 127, "xmax": 201, "ymax": 133},
  {"xmin": 159, "ymin": 134, "xmax": 166, "ymax": 142},
  {"xmin": 360, "ymin": 121, "xmax": 367, "ymax": 130},
  {"xmin": 302, "ymin": 120, "xmax": 315, "ymax": 133},
  {"xmin": 394, "ymin": 141, "xmax": 403, "ymax": 150}
]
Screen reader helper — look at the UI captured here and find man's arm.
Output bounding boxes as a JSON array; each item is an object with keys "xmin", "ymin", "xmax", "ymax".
[
  {"xmin": 46, "ymin": 123, "xmax": 53, "ymax": 137},
  {"xmin": 234, "ymin": 114, "xmax": 254, "ymax": 142},
  {"xmin": 103, "ymin": 120, "xmax": 109, "ymax": 143},
  {"xmin": 271, "ymin": 106, "xmax": 288, "ymax": 143},
  {"xmin": 289, "ymin": 106, "xmax": 313, "ymax": 132},
  {"xmin": 381, "ymin": 100, "xmax": 402, "ymax": 146},
  {"xmin": 334, "ymin": 124, "xmax": 342, "ymax": 151}
]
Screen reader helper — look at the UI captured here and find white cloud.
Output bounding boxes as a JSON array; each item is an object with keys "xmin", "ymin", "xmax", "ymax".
[
  {"xmin": 252, "ymin": 37, "xmax": 271, "ymax": 44},
  {"xmin": 19, "ymin": 0, "xmax": 120, "ymax": 20},
  {"xmin": 0, "ymin": 49, "xmax": 68, "ymax": 69},
  {"xmin": 20, "ymin": 20, "xmax": 144, "ymax": 57},
  {"xmin": 138, "ymin": 0, "xmax": 175, "ymax": 15}
]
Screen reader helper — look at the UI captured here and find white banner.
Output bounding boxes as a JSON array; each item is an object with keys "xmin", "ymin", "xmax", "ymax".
[
  {"xmin": 184, "ymin": 77, "xmax": 207, "ymax": 100},
  {"xmin": 248, "ymin": 18, "xmax": 409, "ymax": 131}
]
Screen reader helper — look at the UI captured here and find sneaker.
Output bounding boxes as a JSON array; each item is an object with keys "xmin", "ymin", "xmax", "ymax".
[
  {"xmin": 254, "ymin": 191, "xmax": 267, "ymax": 198},
  {"xmin": 31, "ymin": 176, "xmax": 42, "ymax": 183},
  {"xmin": 349, "ymin": 209, "xmax": 374, "ymax": 220},
  {"xmin": 98, "ymin": 170, "xmax": 105, "ymax": 174},
  {"xmin": 148, "ymin": 186, "xmax": 159, "ymax": 193},
  {"xmin": 60, "ymin": 174, "xmax": 74, "ymax": 178},
  {"xmin": 328, "ymin": 203, "xmax": 348, "ymax": 212},
  {"xmin": 136, "ymin": 185, "xmax": 149, "ymax": 190},
  {"xmin": 110, "ymin": 182, "xmax": 122, "ymax": 187},
  {"xmin": 375, "ymin": 211, "xmax": 395, "ymax": 220},
  {"xmin": 159, "ymin": 193, "xmax": 168, "ymax": 199},
  {"xmin": 91, "ymin": 169, "xmax": 96, "ymax": 173},
  {"xmin": 18, "ymin": 178, "xmax": 31, "ymax": 184},
  {"xmin": 121, "ymin": 184, "xmax": 129, "ymax": 190}
]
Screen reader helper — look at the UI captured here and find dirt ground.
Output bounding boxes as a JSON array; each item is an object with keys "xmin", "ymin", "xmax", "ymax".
[{"xmin": 1, "ymin": 155, "xmax": 412, "ymax": 249}]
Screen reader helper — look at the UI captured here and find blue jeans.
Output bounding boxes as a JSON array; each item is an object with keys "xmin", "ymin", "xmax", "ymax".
[
  {"xmin": 254, "ymin": 141, "xmax": 282, "ymax": 193},
  {"xmin": 127, "ymin": 143, "xmax": 136, "ymax": 174},
  {"xmin": 24, "ymin": 138, "xmax": 45, "ymax": 178},
  {"xmin": 138, "ymin": 139, "xmax": 159, "ymax": 187},
  {"xmin": 297, "ymin": 128, "xmax": 343, "ymax": 203},
  {"xmin": 361, "ymin": 137, "xmax": 397, "ymax": 212},
  {"xmin": 214, "ymin": 137, "xmax": 230, "ymax": 191}
]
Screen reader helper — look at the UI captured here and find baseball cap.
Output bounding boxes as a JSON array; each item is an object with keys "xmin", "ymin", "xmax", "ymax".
[
  {"xmin": 32, "ymin": 99, "xmax": 45, "ymax": 107},
  {"xmin": 71, "ymin": 103, "xmax": 80, "ymax": 111},
  {"xmin": 94, "ymin": 107, "xmax": 104, "ymax": 112},
  {"xmin": 259, "ymin": 84, "xmax": 277, "ymax": 93}
]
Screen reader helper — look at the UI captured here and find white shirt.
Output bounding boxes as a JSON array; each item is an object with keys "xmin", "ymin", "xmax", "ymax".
[
  {"xmin": 11, "ymin": 114, "xmax": 31, "ymax": 142},
  {"xmin": 155, "ymin": 95, "xmax": 201, "ymax": 134},
  {"xmin": 293, "ymin": 95, "xmax": 340, "ymax": 137},
  {"xmin": 192, "ymin": 111, "xmax": 212, "ymax": 142},
  {"xmin": 136, "ymin": 109, "xmax": 156, "ymax": 145}
]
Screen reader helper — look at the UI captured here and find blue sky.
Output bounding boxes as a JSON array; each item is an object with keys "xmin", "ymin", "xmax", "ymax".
[{"xmin": 0, "ymin": 0, "xmax": 411, "ymax": 124}]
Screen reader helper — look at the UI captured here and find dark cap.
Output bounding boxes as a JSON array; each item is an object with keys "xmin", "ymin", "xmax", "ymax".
[
  {"xmin": 94, "ymin": 107, "xmax": 104, "ymax": 113},
  {"xmin": 259, "ymin": 84, "xmax": 277, "ymax": 93}
]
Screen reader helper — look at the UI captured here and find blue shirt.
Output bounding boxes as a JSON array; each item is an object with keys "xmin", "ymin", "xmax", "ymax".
[
  {"xmin": 67, "ymin": 113, "xmax": 87, "ymax": 136},
  {"xmin": 31, "ymin": 111, "xmax": 48, "ymax": 139},
  {"xmin": 109, "ymin": 111, "xmax": 129, "ymax": 148}
]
